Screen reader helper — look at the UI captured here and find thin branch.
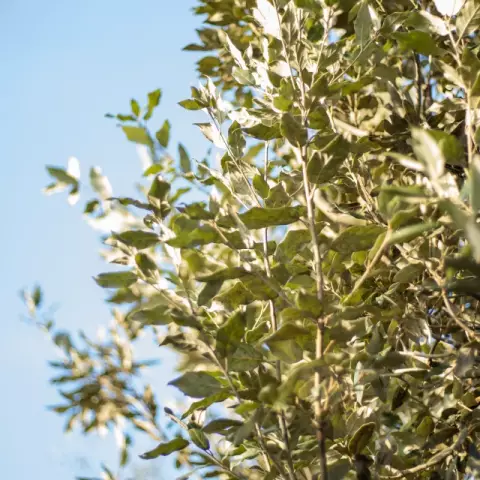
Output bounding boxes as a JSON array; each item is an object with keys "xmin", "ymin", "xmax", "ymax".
[
  {"xmin": 441, "ymin": 289, "xmax": 480, "ymax": 341},
  {"xmin": 300, "ymin": 149, "xmax": 328, "ymax": 480},
  {"xmin": 271, "ymin": 3, "xmax": 328, "ymax": 475},
  {"xmin": 413, "ymin": 54, "xmax": 423, "ymax": 122},
  {"xmin": 262, "ymin": 142, "xmax": 297, "ymax": 480},
  {"xmin": 379, "ymin": 428, "xmax": 468, "ymax": 479},
  {"xmin": 207, "ymin": 109, "xmax": 261, "ymax": 207}
]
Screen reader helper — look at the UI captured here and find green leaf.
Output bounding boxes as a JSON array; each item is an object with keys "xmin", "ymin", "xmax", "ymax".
[
  {"xmin": 229, "ymin": 344, "xmax": 263, "ymax": 371},
  {"xmin": 331, "ymin": 225, "xmax": 386, "ymax": 254},
  {"xmin": 217, "ymin": 310, "xmax": 246, "ymax": 356},
  {"xmin": 46, "ymin": 166, "xmax": 77, "ymax": 185},
  {"xmin": 115, "ymin": 113, "xmax": 136, "ymax": 122},
  {"xmin": 416, "ymin": 416, "xmax": 434, "ymax": 438},
  {"xmin": 122, "ymin": 126, "xmax": 151, "ymax": 145},
  {"xmin": 167, "ymin": 224, "xmax": 221, "ymax": 248},
  {"xmin": 169, "ymin": 372, "xmax": 223, "ymax": 398},
  {"xmin": 441, "ymin": 200, "xmax": 469, "ymax": 229},
  {"xmin": 143, "ymin": 164, "xmax": 163, "ymax": 176},
  {"xmin": 135, "ymin": 252, "xmax": 158, "ymax": 277},
  {"xmin": 178, "ymin": 99, "xmax": 205, "ymax": 110},
  {"xmin": 181, "ymin": 391, "xmax": 231, "ymax": 419},
  {"xmin": 131, "ymin": 99, "xmax": 140, "ymax": 116},
  {"xmin": 393, "ymin": 264, "xmax": 423, "ymax": 283},
  {"xmin": 273, "ymin": 95, "xmax": 293, "ymax": 111},
  {"xmin": 388, "ymin": 222, "xmax": 437, "ymax": 245},
  {"xmin": 144, "ymin": 89, "xmax": 162, "ymax": 120},
  {"xmin": 411, "ymin": 128, "xmax": 445, "ymax": 180},
  {"xmin": 253, "ymin": 175, "xmax": 270, "ymax": 198},
  {"xmin": 307, "ymin": 152, "xmax": 347, "ymax": 184},
  {"xmin": 218, "ymin": 206, "xmax": 307, "ymax": 230},
  {"xmin": 355, "ymin": 2, "xmax": 373, "ymax": 48},
  {"xmin": 232, "ymin": 67, "xmax": 255, "ymax": 85},
  {"xmin": 233, "ymin": 413, "xmax": 256, "ymax": 446},
  {"xmin": 156, "ymin": 120, "xmax": 171, "ymax": 148},
  {"xmin": 392, "ymin": 31, "xmax": 441, "ymax": 55},
  {"xmin": 281, "ymin": 113, "xmax": 308, "ymax": 146},
  {"xmin": 405, "ymin": 11, "xmax": 448, "ymax": 36},
  {"xmin": 202, "ymin": 418, "xmax": 243, "ymax": 434},
  {"xmin": 214, "ymin": 282, "xmax": 255, "ymax": 310},
  {"xmin": 110, "ymin": 197, "xmax": 152, "ymax": 211},
  {"xmin": 196, "ymin": 267, "xmax": 248, "ymax": 282},
  {"xmin": 389, "ymin": 207, "xmax": 419, "ymax": 229},
  {"xmin": 445, "ymin": 256, "xmax": 480, "ymax": 277},
  {"xmin": 115, "ymin": 230, "xmax": 159, "ymax": 249},
  {"xmin": 127, "ymin": 305, "xmax": 169, "ymax": 325},
  {"xmin": 275, "ymin": 229, "xmax": 311, "ymax": 261},
  {"xmin": 139, "ymin": 438, "xmax": 189, "ymax": 459},
  {"xmin": 178, "ymin": 143, "xmax": 191, "ymax": 173},
  {"xmin": 265, "ymin": 183, "xmax": 290, "ymax": 208},
  {"xmin": 328, "ymin": 458, "xmax": 352, "ymax": 479},
  {"xmin": 456, "ymin": 0, "xmax": 480, "ymax": 37},
  {"xmin": 148, "ymin": 175, "xmax": 171, "ymax": 208},
  {"xmin": 198, "ymin": 281, "xmax": 223, "ymax": 306},
  {"xmin": 243, "ymin": 123, "xmax": 282, "ymax": 140},
  {"xmin": 264, "ymin": 324, "xmax": 310, "ymax": 363},
  {"xmin": 446, "ymin": 277, "xmax": 480, "ymax": 298},
  {"xmin": 380, "ymin": 185, "xmax": 428, "ymax": 198},
  {"xmin": 94, "ymin": 271, "xmax": 137, "ymax": 288},
  {"xmin": 428, "ymin": 130, "xmax": 464, "ymax": 166},
  {"xmin": 188, "ymin": 428, "xmax": 210, "ymax": 450},
  {"xmin": 229, "ymin": 121, "xmax": 246, "ymax": 156},
  {"xmin": 348, "ymin": 422, "xmax": 376, "ymax": 455}
]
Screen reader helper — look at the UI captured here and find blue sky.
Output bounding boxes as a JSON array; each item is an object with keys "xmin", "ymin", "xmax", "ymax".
[{"xmin": 1, "ymin": 1, "xmax": 209, "ymax": 478}]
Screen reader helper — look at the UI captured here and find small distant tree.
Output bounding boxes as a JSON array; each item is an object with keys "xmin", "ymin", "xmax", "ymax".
[{"xmin": 26, "ymin": 0, "xmax": 480, "ymax": 478}]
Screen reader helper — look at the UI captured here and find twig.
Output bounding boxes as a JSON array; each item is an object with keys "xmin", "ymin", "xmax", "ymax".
[
  {"xmin": 441, "ymin": 290, "xmax": 480, "ymax": 341},
  {"xmin": 207, "ymin": 109, "xmax": 261, "ymax": 207},
  {"xmin": 379, "ymin": 428, "xmax": 468, "ymax": 478},
  {"xmin": 413, "ymin": 54, "xmax": 423, "ymax": 122},
  {"xmin": 270, "ymin": 2, "xmax": 328, "ymax": 476},
  {"xmin": 301, "ymin": 151, "xmax": 328, "ymax": 480}
]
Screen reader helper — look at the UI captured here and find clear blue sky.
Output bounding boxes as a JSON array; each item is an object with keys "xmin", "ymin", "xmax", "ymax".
[{"xmin": 1, "ymin": 1, "xmax": 208, "ymax": 478}]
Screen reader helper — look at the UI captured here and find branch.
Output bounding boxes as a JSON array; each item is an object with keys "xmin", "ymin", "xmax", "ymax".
[
  {"xmin": 262, "ymin": 143, "xmax": 298, "ymax": 480},
  {"xmin": 441, "ymin": 289, "xmax": 480, "ymax": 341},
  {"xmin": 379, "ymin": 428, "xmax": 468, "ymax": 479}
]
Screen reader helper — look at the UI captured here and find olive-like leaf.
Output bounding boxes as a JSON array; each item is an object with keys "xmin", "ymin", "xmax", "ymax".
[{"xmin": 139, "ymin": 438, "xmax": 189, "ymax": 459}]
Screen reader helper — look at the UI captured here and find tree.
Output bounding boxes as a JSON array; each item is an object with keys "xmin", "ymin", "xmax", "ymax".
[{"xmin": 25, "ymin": 0, "xmax": 480, "ymax": 478}]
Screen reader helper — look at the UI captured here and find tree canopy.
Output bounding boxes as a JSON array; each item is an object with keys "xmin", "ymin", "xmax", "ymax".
[{"xmin": 25, "ymin": 0, "xmax": 480, "ymax": 478}]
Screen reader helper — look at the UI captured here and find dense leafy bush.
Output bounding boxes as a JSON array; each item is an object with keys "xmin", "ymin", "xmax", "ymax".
[{"xmin": 26, "ymin": 0, "xmax": 480, "ymax": 478}]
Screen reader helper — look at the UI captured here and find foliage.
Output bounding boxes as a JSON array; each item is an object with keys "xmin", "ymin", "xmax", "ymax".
[{"xmin": 25, "ymin": 0, "xmax": 480, "ymax": 478}]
